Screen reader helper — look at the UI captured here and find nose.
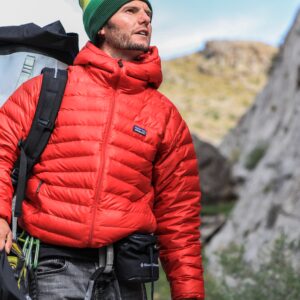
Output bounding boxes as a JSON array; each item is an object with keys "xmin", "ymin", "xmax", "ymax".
[{"xmin": 138, "ymin": 10, "xmax": 151, "ymax": 25}]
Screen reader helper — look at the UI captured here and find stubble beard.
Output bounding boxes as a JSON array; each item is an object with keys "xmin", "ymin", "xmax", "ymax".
[{"xmin": 105, "ymin": 21, "xmax": 150, "ymax": 52}]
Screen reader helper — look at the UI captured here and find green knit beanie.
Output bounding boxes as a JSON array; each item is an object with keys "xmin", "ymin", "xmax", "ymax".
[{"xmin": 79, "ymin": 0, "xmax": 152, "ymax": 44}]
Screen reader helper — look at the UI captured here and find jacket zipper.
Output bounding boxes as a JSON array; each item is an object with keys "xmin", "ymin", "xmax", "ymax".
[{"xmin": 88, "ymin": 60, "xmax": 123, "ymax": 246}]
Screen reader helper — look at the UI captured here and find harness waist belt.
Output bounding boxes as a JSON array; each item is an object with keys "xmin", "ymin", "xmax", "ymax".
[{"xmin": 39, "ymin": 243, "xmax": 100, "ymax": 261}]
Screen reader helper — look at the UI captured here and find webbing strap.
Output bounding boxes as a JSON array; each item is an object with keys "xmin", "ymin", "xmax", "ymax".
[
  {"xmin": 85, "ymin": 246, "xmax": 116, "ymax": 300},
  {"xmin": 150, "ymin": 246, "xmax": 154, "ymax": 300},
  {"xmin": 11, "ymin": 196, "xmax": 18, "ymax": 240},
  {"xmin": 15, "ymin": 55, "xmax": 36, "ymax": 89},
  {"xmin": 22, "ymin": 68, "xmax": 68, "ymax": 170},
  {"xmin": 99, "ymin": 245, "xmax": 114, "ymax": 274},
  {"xmin": 12, "ymin": 68, "xmax": 68, "ymax": 219},
  {"xmin": 14, "ymin": 147, "xmax": 27, "ymax": 218},
  {"xmin": 84, "ymin": 266, "xmax": 106, "ymax": 300}
]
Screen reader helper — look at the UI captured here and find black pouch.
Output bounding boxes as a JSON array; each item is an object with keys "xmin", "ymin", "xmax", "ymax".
[
  {"xmin": 0, "ymin": 241, "xmax": 29, "ymax": 300},
  {"xmin": 114, "ymin": 233, "xmax": 159, "ymax": 283}
]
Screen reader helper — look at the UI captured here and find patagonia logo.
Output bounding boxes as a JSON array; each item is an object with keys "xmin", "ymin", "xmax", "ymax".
[{"xmin": 133, "ymin": 125, "xmax": 147, "ymax": 136}]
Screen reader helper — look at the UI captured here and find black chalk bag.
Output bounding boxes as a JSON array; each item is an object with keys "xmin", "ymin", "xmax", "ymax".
[{"xmin": 114, "ymin": 233, "xmax": 159, "ymax": 283}]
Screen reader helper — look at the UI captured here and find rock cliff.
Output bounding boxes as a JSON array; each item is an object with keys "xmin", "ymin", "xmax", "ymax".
[{"xmin": 207, "ymin": 10, "xmax": 300, "ymax": 267}]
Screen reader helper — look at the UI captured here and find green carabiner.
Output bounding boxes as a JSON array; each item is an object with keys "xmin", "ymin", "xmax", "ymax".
[
  {"xmin": 22, "ymin": 235, "xmax": 30, "ymax": 255},
  {"xmin": 25, "ymin": 237, "xmax": 34, "ymax": 269},
  {"xmin": 33, "ymin": 239, "xmax": 40, "ymax": 269}
]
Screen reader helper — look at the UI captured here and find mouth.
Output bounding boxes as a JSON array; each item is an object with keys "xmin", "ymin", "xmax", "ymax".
[{"xmin": 134, "ymin": 29, "xmax": 149, "ymax": 37}]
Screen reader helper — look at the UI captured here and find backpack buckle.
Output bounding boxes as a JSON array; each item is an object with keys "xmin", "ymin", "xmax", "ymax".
[
  {"xmin": 11, "ymin": 168, "xmax": 19, "ymax": 186},
  {"xmin": 38, "ymin": 118, "xmax": 52, "ymax": 130}
]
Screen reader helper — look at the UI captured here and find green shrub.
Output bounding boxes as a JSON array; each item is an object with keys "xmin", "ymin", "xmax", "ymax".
[
  {"xmin": 148, "ymin": 235, "xmax": 300, "ymax": 300},
  {"xmin": 245, "ymin": 144, "xmax": 268, "ymax": 170},
  {"xmin": 205, "ymin": 234, "xmax": 300, "ymax": 300}
]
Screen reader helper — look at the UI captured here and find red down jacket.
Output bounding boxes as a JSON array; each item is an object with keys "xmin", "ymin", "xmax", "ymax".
[{"xmin": 0, "ymin": 42, "xmax": 204, "ymax": 299}]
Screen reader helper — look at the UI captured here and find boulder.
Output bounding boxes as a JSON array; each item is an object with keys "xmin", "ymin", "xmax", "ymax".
[{"xmin": 192, "ymin": 135, "xmax": 235, "ymax": 205}]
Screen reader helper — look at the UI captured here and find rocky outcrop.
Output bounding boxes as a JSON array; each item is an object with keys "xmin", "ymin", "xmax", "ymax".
[
  {"xmin": 206, "ymin": 10, "xmax": 300, "ymax": 267},
  {"xmin": 199, "ymin": 40, "xmax": 277, "ymax": 76},
  {"xmin": 192, "ymin": 135, "xmax": 235, "ymax": 205}
]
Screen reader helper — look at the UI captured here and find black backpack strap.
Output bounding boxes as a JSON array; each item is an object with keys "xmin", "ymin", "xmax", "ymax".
[{"xmin": 12, "ymin": 68, "xmax": 68, "ymax": 218}]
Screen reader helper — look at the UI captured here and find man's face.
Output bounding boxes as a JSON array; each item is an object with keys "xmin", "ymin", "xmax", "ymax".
[{"xmin": 99, "ymin": 1, "xmax": 152, "ymax": 56}]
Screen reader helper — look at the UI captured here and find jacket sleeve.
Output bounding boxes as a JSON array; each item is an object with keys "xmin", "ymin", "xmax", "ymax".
[
  {"xmin": 0, "ymin": 76, "xmax": 42, "ymax": 223},
  {"xmin": 153, "ymin": 107, "xmax": 205, "ymax": 300}
]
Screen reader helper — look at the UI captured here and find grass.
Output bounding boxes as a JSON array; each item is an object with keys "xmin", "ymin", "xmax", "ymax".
[
  {"xmin": 146, "ymin": 265, "xmax": 170, "ymax": 300},
  {"xmin": 201, "ymin": 202, "xmax": 236, "ymax": 217}
]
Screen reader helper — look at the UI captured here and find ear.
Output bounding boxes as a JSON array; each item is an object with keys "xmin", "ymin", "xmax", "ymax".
[{"xmin": 98, "ymin": 27, "xmax": 105, "ymax": 36}]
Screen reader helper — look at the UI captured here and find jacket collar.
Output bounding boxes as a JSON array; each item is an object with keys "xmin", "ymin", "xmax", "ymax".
[{"xmin": 73, "ymin": 42, "xmax": 163, "ymax": 92}]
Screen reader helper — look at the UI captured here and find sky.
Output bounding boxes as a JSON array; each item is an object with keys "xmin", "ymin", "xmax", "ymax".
[{"xmin": 0, "ymin": 0, "xmax": 299, "ymax": 60}]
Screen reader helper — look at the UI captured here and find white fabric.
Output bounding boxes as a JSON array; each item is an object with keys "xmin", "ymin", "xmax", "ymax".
[{"xmin": 0, "ymin": 51, "xmax": 67, "ymax": 107}]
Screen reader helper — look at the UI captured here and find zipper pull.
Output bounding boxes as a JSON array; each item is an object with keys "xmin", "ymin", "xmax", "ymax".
[
  {"xmin": 36, "ymin": 180, "xmax": 43, "ymax": 193},
  {"xmin": 118, "ymin": 59, "xmax": 123, "ymax": 68}
]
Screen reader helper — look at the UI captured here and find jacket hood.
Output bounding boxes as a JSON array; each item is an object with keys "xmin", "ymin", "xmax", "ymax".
[{"xmin": 74, "ymin": 42, "xmax": 163, "ymax": 90}]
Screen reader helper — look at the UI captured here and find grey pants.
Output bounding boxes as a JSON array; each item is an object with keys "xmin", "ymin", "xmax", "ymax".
[{"xmin": 29, "ymin": 257, "xmax": 147, "ymax": 300}]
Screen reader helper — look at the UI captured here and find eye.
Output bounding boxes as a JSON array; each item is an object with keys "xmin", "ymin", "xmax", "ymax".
[
  {"xmin": 125, "ymin": 8, "xmax": 136, "ymax": 14},
  {"xmin": 146, "ymin": 10, "xmax": 152, "ymax": 18}
]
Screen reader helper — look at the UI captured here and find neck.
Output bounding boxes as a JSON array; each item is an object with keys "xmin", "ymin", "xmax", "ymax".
[{"xmin": 99, "ymin": 44, "xmax": 145, "ymax": 61}]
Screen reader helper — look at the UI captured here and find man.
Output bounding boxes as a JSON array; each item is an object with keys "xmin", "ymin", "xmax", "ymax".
[{"xmin": 0, "ymin": 0, "xmax": 205, "ymax": 299}]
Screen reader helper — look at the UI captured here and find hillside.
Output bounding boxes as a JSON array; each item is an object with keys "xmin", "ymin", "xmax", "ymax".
[{"xmin": 159, "ymin": 40, "xmax": 277, "ymax": 144}]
